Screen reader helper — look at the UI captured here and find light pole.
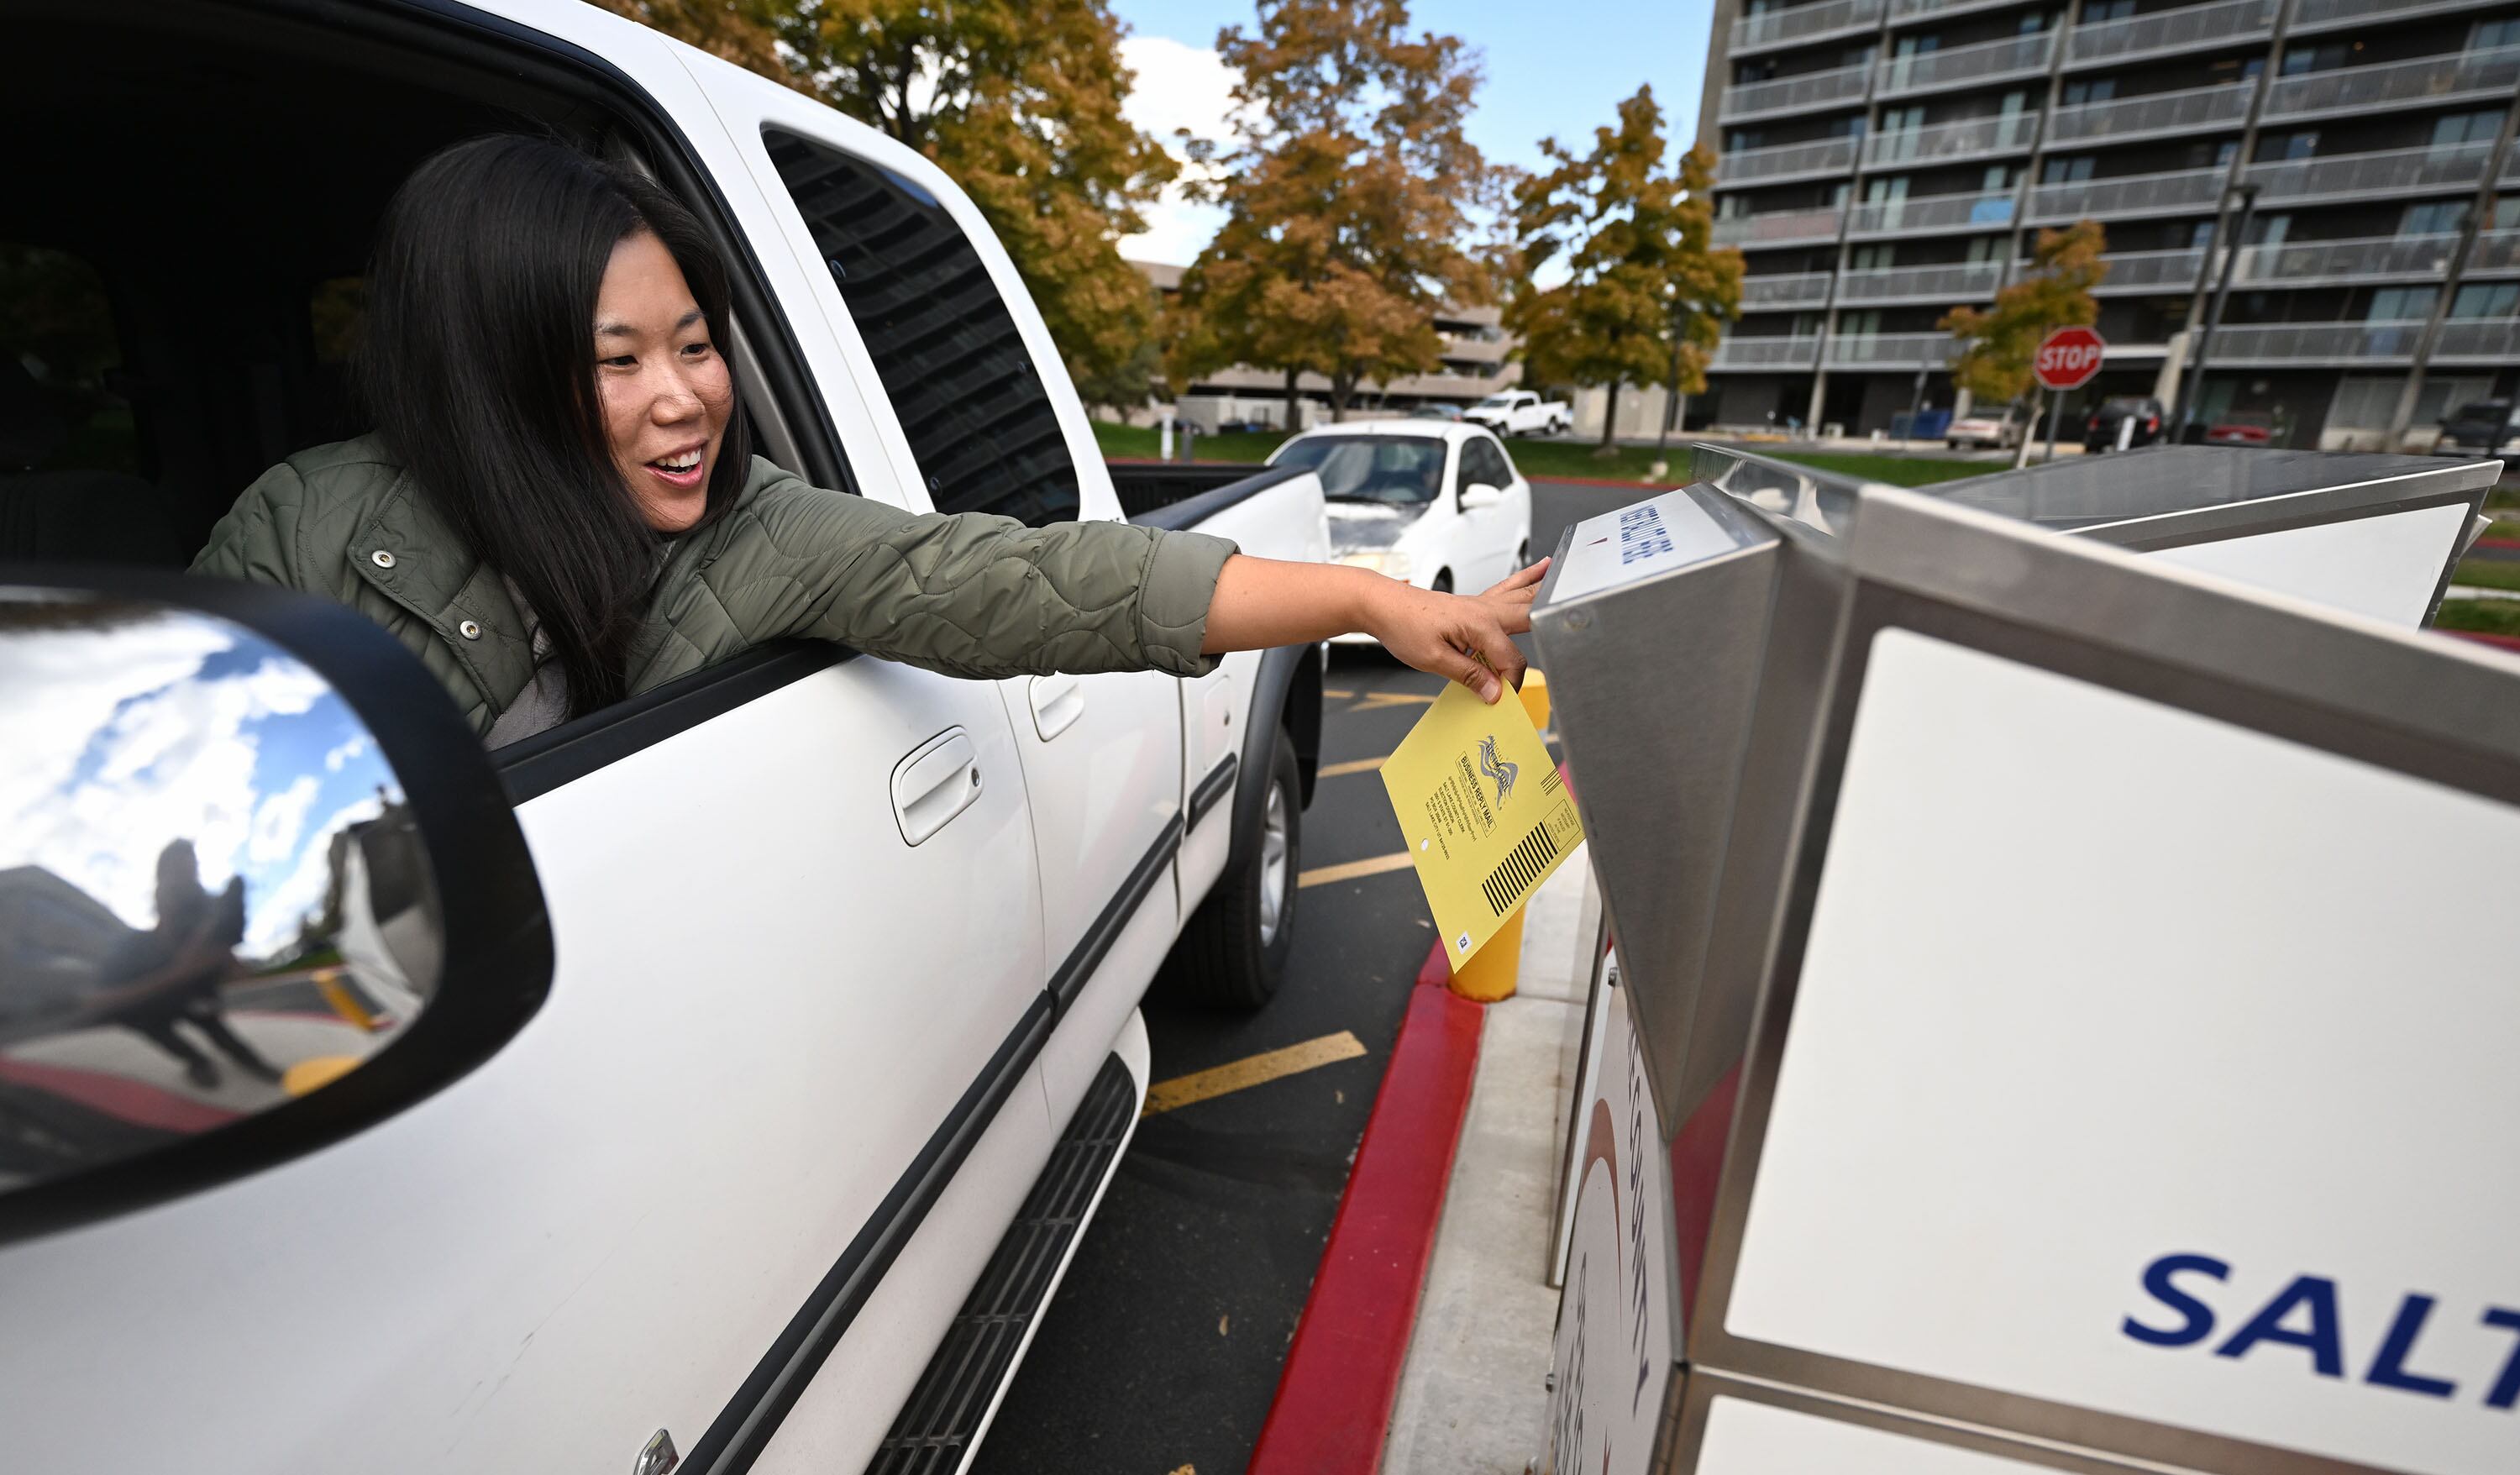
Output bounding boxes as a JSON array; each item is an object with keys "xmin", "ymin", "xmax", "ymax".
[{"xmin": 2173, "ymin": 181, "xmax": 2260, "ymax": 444}]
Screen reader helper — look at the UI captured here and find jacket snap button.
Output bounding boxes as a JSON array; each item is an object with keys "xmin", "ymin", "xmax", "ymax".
[
  {"xmin": 458, "ymin": 620, "xmax": 482, "ymax": 640},
  {"xmin": 370, "ymin": 549, "xmax": 396, "ymax": 570}
]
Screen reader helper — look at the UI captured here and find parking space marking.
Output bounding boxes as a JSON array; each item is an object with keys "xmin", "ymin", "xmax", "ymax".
[
  {"xmin": 1348, "ymin": 692, "xmax": 1438, "ymax": 711},
  {"xmin": 1316, "ymin": 756, "xmax": 1385, "ymax": 778},
  {"xmin": 1143, "ymin": 1031, "xmax": 1369, "ymax": 1115},
  {"xmin": 1298, "ymin": 851, "xmax": 1415, "ymax": 888}
]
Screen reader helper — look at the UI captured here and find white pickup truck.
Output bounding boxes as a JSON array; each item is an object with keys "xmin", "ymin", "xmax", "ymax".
[
  {"xmin": 0, "ymin": 4, "xmax": 1329, "ymax": 1473},
  {"xmin": 1463, "ymin": 389, "xmax": 1573, "ymax": 438}
]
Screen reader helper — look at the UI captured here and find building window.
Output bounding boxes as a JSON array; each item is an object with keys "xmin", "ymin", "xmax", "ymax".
[
  {"xmin": 2041, "ymin": 155, "xmax": 2094, "ymax": 184},
  {"xmin": 2403, "ymin": 201, "xmax": 2470, "ymax": 236},
  {"xmin": 2475, "ymin": 18, "xmax": 2520, "ymax": 49},
  {"xmin": 2453, "ymin": 282, "xmax": 2520, "ymax": 318},
  {"xmin": 2366, "ymin": 286, "xmax": 2437, "ymax": 322},
  {"xmin": 2061, "ymin": 77, "xmax": 2116, "ymax": 106},
  {"xmin": 2433, "ymin": 111, "xmax": 2505, "ymax": 147}
]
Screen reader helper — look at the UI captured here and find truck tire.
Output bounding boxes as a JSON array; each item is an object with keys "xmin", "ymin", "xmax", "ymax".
[{"xmin": 1161, "ymin": 725, "xmax": 1302, "ymax": 1009}]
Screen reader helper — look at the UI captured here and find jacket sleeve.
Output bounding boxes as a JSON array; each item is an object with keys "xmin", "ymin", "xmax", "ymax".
[
  {"xmin": 716, "ymin": 473, "xmax": 1240, "ymax": 680},
  {"xmin": 190, "ymin": 461, "xmax": 306, "ymax": 587}
]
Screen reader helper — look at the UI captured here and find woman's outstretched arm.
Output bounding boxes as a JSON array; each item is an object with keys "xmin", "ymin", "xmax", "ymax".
[{"xmin": 1202, "ymin": 556, "xmax": 1551, "ymax": 704}]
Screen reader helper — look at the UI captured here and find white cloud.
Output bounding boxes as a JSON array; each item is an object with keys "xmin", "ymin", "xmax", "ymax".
[
  {"xmin": 249, "ymin": 775, "xmax": 323, "ymax": 869},
  {"xmin": 324, "ymin": 733, "xmax": 371, "ymax": 774},
  {"xmin": 1119, "ymin": 34, "xmax": 1247, "ymax": 267},
  {"xmin": 246, "ymin": 794, "xmax": 385, "ymax": 958}
]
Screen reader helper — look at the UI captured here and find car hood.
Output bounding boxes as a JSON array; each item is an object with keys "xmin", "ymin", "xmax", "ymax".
[{"xmin": 1326, "ymin": 501, "xmax": 1426, "ymax": 554}]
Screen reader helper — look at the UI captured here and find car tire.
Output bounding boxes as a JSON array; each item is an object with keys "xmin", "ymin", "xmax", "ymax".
[
  {"xmin": 1159, "ymin": 724, "xmax": 1302, "ymax": 1010},
  {"xmin": 1946, "ymin": 439, "xmax": 1961, "ymax": 450}
]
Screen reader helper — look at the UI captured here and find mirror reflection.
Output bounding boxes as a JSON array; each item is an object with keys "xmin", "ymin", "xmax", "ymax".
[{"xmin": 0, "ymin": 591, "xmax": 439, "ymax": 1190}]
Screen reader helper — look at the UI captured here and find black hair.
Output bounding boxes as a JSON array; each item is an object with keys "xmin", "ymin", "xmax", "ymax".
[{"xmin": 358, "ymin": 134, "xmax": 753, "ymax": 718}]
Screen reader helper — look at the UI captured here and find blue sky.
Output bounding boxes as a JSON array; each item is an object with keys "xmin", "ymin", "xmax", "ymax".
[{"xmin": 1110, "ymin": 0, "xmax": 1715, "ymax": 263}]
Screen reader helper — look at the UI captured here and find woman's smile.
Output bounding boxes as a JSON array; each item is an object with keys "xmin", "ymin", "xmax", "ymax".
[{"xmin": 596, "ymin": 229, "xmax": 734, "ymax": 533}]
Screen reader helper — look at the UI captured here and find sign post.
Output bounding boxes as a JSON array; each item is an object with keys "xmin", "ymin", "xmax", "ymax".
[{"xmin": 2034, "ymin": 326, "xmax": 2105, "ymax": 463}]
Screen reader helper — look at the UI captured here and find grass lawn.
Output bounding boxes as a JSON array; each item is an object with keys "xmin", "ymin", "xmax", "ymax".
[
  {"xmin": 2435, "ymin": 598, "xmax": 2520, "ymax": 637},
  {"xmin": 2452, "ymin": 556, "xmax": 2520, "ymax": 592},
  {"xmin": 1093, "ymin": 421, "xmax": 1288, "ymax": 463}
]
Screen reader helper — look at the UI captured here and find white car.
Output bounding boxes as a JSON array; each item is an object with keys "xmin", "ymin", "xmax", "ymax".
[
  {"xmin": 1462, "ymin": 389, "xmax": 1572, "ymax": 438},
  {"xmin": 1945, "ymin": 412, "xmax": 2023, "ymax": 450},
  {"xmin": 1268, "ymin": 423, "xmax": 1536, "ymax": 635},
  {"xmin": 0, "ymin": 5, "xmax": 1331, "ymax": 1474}
]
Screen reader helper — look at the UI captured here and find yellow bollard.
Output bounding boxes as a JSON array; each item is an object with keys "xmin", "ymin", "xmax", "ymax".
[
  {"xmin": 1446, "ymin": 905, "xmax": 1525, "ymax": 1003},
  {"xmin": 1518, "ymin": 666, "xmax": 1551, "ymax": 734}
]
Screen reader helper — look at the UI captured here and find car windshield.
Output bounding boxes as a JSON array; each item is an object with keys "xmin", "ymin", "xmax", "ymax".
[
  {"xmin": 1476, "ymin": 395, "xmax": 1515, "ymax": 407},
  {"xmin": 1273, "ymin": 435, "xmax": 1447, "ymax": 504},
  {"xmin": 2100, "ymin": 397, "xmax": 2152, "ymax": 413}
]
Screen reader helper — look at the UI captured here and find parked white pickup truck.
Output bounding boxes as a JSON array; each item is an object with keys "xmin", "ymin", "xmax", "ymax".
[
  {"xmin": 1463, "ymin": 389, "xmax": 1572, "ymax": 438},
  {"xmin": 0, "ymin": 4, "xmax": 1328, "ymax": 1474}
]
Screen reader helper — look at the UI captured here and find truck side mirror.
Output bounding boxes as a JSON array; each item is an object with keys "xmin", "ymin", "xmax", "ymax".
[
  {"xmin": 0, "ymin": 568, "xmax": 551, "ymax": 1245},
  {"xmin": 1459, "ymin": 482, "xmax": 1504, "ymax": 510}
]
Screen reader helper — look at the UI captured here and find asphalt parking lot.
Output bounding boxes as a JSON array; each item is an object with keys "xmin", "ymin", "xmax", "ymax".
[{"xmin": 974, "ymin": 480, "xmax": 1630, "ymax": 1475}]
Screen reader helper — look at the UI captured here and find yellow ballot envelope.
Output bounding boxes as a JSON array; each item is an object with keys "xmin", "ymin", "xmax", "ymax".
[{"xmin": 1380, "ymin": 680, "xmax": 1583, "ymax": 966}]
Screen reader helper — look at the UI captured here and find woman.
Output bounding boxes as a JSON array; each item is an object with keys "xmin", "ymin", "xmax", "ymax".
[{"xmin": 193, "ymin": 137, "xmax": 1542, "ymax": 743}]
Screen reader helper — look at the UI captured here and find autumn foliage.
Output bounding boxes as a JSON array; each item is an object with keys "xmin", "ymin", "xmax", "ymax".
[{"xmin": 1940, "ymin": 219, "xmax": 2109, "ymax": 407}]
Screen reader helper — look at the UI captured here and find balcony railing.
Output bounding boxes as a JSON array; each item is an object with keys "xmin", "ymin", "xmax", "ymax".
[
  {"xmin": 1824, "ymin": 332, "xmax": 1959, "ymax": 366},
  {"xmin": 1714, "ymin": 207, "xmax": 1847, "ymax": 248},
  {"xmin": 2262, "ymin": 45, "xmax": 2520, "ymax": 122},
  {"xmin": 1720, "ymin": 63, "xmax": 1872, "ymax": 122},
  {"xmin": 1877, "ymin": 33, "xmax": 2058, "ymax": 97},
  {"xmin": 2231, "ymin": 233, "xmax": 2461, "ymax": 286},
  {"xmin": 1740, "ymin": 272, "xmax": 1838, "ymax": 310},
  {"xmin": 2244, "ymin": 141, "xmax": 2491, "ymax": 203},
  {"xmin": 1732, "ymin": 0, "xmax": 1887, "ymax": 55},
  {"xmin": 2466, "ymin": 229, "xmax": 2520, "ymax": 275},
  {"xmin": 1891, "ymin": 0, "xmax": 2040, "ymax": 20},
  {"xmin": 1720, "ymin": 136, "xmax": 1861, "ymax": 186},
  {"xmin": 1836, "ymin": 260, "xmax": 2007, "ymax": 303},
  {"xmin": 1712, "ymin": 336, "xmax": 1825, "ymax": 370},
  {"xmin": 2204, "ymin": 319, "xmax": 2426, "ymax": 363},
  {"xmin": 2045, "ymin": 81, "xmax": 2252, "ymax": 146},
  {"xmin": 2028, "ymin": 165, "xmax": 2226, "ymax": 222},
  {"xmin": 2082, "ymin": 247, "xmax": 2207, "ymax": 292},
  {"xmin": 2066, "ymin": 0, "xmax": 2274, "ymax": 68},
  {"xmin": 2291, "ymin": 0, "xmax": 2512, "ymax": 37},
  {"xmin": 2433, "ymin": 317, "xmax": 2520, "ymax": 361},
  {"xmin": 1864, "ymin": 112, "xmax": 2040, "ymax": 166},
  {"xmin": 1845, "ymin": 190, "xmax": 2018, "ymax": 235}
]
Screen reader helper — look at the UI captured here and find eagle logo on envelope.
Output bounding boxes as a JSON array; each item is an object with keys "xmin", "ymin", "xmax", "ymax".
[{"xmin": 1382, "ymin": 682, "xmax": 1583, "ymax": 963}]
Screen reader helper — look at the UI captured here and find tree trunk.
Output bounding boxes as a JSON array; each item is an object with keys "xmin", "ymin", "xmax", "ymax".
[
  {"xmin": 1598, "ymin": 381, "xmax": 1621, "ymax": 451},
  {"xmin": 2013, "ymin": 388, "xmax": 2041, "ymax": 470},
  {"xmin": 1284, "ymin": 366, "xmax": 1301, "ymax": 433},
  {"xmin": 1331, "ymin": 375, "xmax": 1352, "ymax": 423}
]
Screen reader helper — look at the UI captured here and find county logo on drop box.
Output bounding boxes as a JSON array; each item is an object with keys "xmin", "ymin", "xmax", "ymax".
[{"xmin": 2124, "ymin": 1252, "xmax": 2520, "ymax": 1411}]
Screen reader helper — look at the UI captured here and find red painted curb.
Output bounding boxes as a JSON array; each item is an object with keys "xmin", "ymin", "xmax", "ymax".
[
  {"xmin": 2474, "ymin": 536, "xmax": 2520, "ymax": 550},
  {"xmin": 1247, "ymin": 943, "xmax": 1485, "ymax": 1475},
  {"xmin": 2449, "ymin": 629, "xmax": 2520, "ymax": 652}
]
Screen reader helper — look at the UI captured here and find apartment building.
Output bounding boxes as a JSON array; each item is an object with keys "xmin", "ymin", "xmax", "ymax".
[
  {"xmin": 1125, "ymin": 260, "xmax": 1521, "ymax": 431},
  {"xmin": 1701, "ymin": 0, "xmax": 2520, "ymax": 446}
]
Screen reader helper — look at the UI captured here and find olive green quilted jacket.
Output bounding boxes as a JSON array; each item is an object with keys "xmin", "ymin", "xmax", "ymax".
[{"xmin": 192, "ymin": 435, "xmax": 1237, "ymax": 736}]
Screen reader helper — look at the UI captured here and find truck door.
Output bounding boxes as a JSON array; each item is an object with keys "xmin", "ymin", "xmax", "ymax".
[{"xmin": 735, "ymin": 119, "xmax": 1185, "ymax": 1112}]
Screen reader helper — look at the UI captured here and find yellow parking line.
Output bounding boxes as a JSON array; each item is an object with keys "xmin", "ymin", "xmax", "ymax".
[
  {"xmin": 1143, "ymin": 1031, "xmax": 1368, "ymax": 1115},
  {"xmin": 1321, "ymin": 687, "xmax": 1357, "ymax": 698},
  {"xmin": 1299, "ymin": 851, "xmax": 1415, "ymax": 888},
  {"xmin": 1317, "ymin": 755, "xmax": 1384, "ymax": 778},
  {"xmin": 1350, "ymin": 691, "xmax": 1437, "ymax": 711}
]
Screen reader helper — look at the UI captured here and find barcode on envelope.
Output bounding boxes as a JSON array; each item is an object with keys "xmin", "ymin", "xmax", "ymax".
[{"xmin": 1481, "ymin": 821, "xmax": 1560, "ymax": 916}]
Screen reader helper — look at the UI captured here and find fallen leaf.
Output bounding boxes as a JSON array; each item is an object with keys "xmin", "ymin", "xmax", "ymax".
[
  {"xmin": 1218, "ymin": 1315, "xmax": 1230, "ymax": 1336},
  {"xmin": 1335, "ymin": 1089, "xmax": 1345, "ymax": 1104}
]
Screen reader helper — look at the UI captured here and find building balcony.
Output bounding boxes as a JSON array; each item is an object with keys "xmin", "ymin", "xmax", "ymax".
[
  {"xmin": 2244, "ymin": 141, "xmax": 2491, "ymax": 204},
  {"xmin": 1740, "ymin": 271, "xmax": 1838, "ymax": 310},
  {"xmin": 2433, "ymin": 317, "xmax": 2520, "ymax": 362},
  {"xmin": 1720, "ymin": 136, "xmax": 1861, "ymax": 186},
  {"xmin": 1714, "ymin": 206, "xmax": 1847, "ymax": 248},
  {"xmin": 2230, "ymin": 232, "xmax": 2461, "ymax": 286},
  {"xmin": 2290, "ymin": 0, "xmax": 2511, "ymax": 39},
  {"xmin": 1877, "ymin": 32, "xmax": 2058, "ymax": 97},
  {"xmin": 1824, "ymin": 332, "xmax": 1959, "ymax": 367},
  {"xmin": 2082, "ymin": 247, "xmax": 2208, "ymax": 293},
  {"xmin": 2202, "ymin": 319, "xmax": 2426, "ymax": 364},
  {"xmin": 2261, "ymin": 45, "xmax": 2520, "ymax": 123},
  {"xmin": 1712, "ymin": 335, "xmax": 1825, "ymax": 370},
  {"xmin": 1845, "ymin": 189, "xmax": 2018, "ymax": 236},
  {"xmin": 1836, "ymin": 260, "xmax": 2007, "ymax": 304},
  {"xmin": 2028, "ymin": 165, "xmax": 2226, "ymax": 223},
  {"xmin": 1719, "ymin": 63, "xmax": 1872, "ymax": 123},
  {"xmin": 1891, "ymin": 0, "xmax": 2045, "ymax": 23},
  {"xmin": 1863, "ymin": 112, "xmax": 2040, "ymax": 167},
  {"xmin": 2465, "ymin": 229, "xmax": 2520, "ymax": 276},
  {"xmin": 2065, "ymin": 0, "xmax": 2274, "ymax": 70},
  {"xmin": 2045, "ymin": 81, "xmax": 2252, "ymax": 146},
  {"xmin": 1731, "ymin": 0, "xmax": 1887, "ymax": 57}
]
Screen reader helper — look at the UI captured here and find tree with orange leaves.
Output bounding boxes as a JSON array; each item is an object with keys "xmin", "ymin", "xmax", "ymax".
[{"xmin": 1165, "ymin": 0, "xmax": 1504, "ymax": 425}]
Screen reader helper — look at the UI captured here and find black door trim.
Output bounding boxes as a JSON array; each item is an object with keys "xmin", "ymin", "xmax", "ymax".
[
  {"xmin": 1047, "ymin": 814, "xmax": 1184, "ymax": 1016},
  {"xmin": 676, "ymin": 993, "xmax": 1055, "ymax": 1475},
  {"xmin": 1187, "ymin": 753, "xmax": 1238, "ymax": 829}
]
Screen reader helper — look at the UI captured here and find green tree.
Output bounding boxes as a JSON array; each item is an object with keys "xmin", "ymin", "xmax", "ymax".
[
  {"xmin": 1941, "ymin": 218, "xmax": 2108, "ymax": 466},
  {"xmin": 594, "ymin": 0, "xmax": 1175, "ymax": 395},
  {"xmin": 1165, "ymin": 0, "xmax": 1502, "ymax": 425},
  {"xmin": 1506, "ymin": 87, "xmax": 1739, "ymax": 450}
]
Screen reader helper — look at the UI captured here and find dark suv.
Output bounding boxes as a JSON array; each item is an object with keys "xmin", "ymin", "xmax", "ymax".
[
  {"xmin": 2084, "ymin": 396, "xmax": 2166, "ymax": 453},
  {"xmin": 2438, "ymin": 400, "xmax": 2519, "ymax": 452}
]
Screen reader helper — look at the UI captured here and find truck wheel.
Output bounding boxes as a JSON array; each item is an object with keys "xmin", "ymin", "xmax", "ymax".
[{"xmin": 1162, "ymin": 726, "xmax": 1303, "ymax": 1009}]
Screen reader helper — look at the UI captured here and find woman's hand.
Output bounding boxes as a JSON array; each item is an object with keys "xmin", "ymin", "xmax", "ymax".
[{"xmin": 1362, "ymin": 560, "xmax": 1550, "ymax": 704}]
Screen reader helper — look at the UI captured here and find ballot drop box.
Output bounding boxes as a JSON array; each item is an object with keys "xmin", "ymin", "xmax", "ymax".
[{"xmin": 1530, "ymin": 446, "xmax": 2517, "ymax": 1475}]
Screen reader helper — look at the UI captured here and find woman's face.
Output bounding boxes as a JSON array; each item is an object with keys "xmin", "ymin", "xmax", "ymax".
[{"xmin": 594, "ymin": 230, "xmax": 734, "ymax": 533}]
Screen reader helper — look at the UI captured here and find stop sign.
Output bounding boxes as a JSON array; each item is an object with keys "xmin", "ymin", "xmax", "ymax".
[{"xmin": 2034, "ymin": 327, "xmax": 2106, "ymax": 391}]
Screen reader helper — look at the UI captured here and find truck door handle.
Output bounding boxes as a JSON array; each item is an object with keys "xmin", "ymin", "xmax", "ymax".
[
  {"xmin": 892, "ymin": 727, "xmax": 981, "ymax": 846},
  {"xmin": 1028, "ymin": 674, "xmax": 1085, "ymax": 740}
]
